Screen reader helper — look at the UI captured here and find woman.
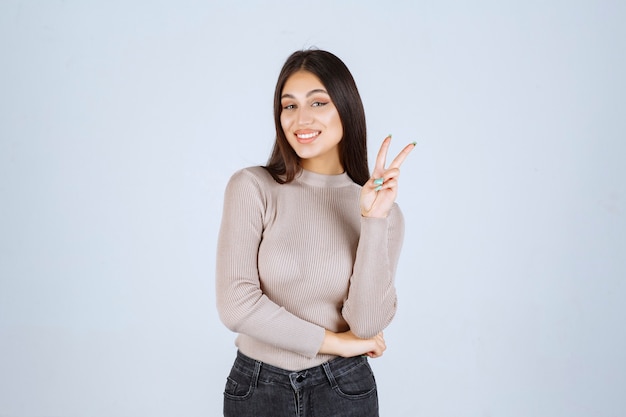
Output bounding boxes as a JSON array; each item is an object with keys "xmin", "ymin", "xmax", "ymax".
[{"xmin": 216, "ymin": 49, "xmax": 415, "ymax": 417}]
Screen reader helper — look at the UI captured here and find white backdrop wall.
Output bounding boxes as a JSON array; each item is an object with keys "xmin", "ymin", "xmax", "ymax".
[{"xmin": 1, "ymin": 1, "xmax": 625, "ymax": 416}]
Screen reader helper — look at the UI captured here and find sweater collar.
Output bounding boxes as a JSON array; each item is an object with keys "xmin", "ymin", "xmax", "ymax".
[{"xmin": 295, "ymin": 168, "xmax": 354, "ymax": 188}]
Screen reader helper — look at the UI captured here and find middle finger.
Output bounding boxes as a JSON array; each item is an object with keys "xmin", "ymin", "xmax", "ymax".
[{"xmin": 388, "ymin": 141, "xmax": 417, "ymax": 170}]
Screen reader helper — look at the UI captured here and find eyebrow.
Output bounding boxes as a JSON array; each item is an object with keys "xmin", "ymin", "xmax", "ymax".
[{"xmin": 281, "ymin": 89, "xmax": 329, "ymax": 99}]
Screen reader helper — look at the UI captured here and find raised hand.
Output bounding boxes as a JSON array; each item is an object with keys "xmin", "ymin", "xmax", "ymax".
[{"xmin": 360, "ymin": 135, "xmax": 416, "ymax": 218}]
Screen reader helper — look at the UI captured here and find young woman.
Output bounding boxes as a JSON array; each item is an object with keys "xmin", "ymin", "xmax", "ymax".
[{"xmin": 216, "ymin": 49, "xmax": 415, "ymax": 417}]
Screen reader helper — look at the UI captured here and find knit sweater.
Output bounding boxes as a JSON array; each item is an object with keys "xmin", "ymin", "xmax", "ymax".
[{"xmin": 216, "ymin": 166, "xmax": 405, "ymax": 371}]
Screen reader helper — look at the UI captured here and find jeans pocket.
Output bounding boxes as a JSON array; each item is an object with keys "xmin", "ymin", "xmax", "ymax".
[
  {"xmin": 223, "ymin": 367, "xmax": 255, "ymax": 400},
  {"xmin": 333, "ymin": 361, "xmax": 377, "ymax": 400}
]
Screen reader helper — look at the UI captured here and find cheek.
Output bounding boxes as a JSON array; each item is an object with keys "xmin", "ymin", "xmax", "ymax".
[
  {"xmin": 280, "ymin": 113, "xmax": 290, "ymax": 131},
  {"xmin": 329, "ymin": 114, "xmax": 343, "ymax": 133},
  {"xmin": 320, "ymin": 108, "xmax": 342, "ymax": 131}
]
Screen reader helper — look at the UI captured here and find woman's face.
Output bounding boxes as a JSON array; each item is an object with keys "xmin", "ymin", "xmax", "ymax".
[{"xmin": 280, "ymin": 70, "xmax": 344, "ymax": 174}]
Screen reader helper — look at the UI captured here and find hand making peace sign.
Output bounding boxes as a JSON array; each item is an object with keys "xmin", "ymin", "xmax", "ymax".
[{"xmin": 360, "ymin": 135, "xmax": 416, "ymax": 218}]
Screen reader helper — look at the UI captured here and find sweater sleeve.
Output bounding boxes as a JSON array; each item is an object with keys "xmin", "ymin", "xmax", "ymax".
[
  {"xmin": 342, "ymin": 203, "xmax": 405, "ymax": 338},
  {"xmin": 215, "ymin": 169, "xmax": 325, "ymax": 358}
]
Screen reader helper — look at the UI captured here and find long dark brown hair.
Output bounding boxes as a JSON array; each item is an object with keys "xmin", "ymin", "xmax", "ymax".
[{"xmin": 264, "ymin": 50, "xmax": 370, "ymax": 185}]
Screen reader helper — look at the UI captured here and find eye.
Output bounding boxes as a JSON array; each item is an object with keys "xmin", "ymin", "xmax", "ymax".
[
  {"xmin": 312, "ymin": 101, "xmax": 328, "ymax": 107},
  {"xmin": 282, "ymin": 103, "xmax": 296, "ymax": 110}
]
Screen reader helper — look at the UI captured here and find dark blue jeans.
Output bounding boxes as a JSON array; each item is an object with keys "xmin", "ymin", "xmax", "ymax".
[{"xmin": 223, "ymin": 351, "xmax": 379, "ymax": 417}]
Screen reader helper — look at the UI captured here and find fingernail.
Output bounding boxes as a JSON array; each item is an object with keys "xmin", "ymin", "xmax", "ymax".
[
  {"xmin": 388, "ymin": 134, "xmax": 393, "ymax": 138},
  {"xmin": 374, "ymin": 185, "xmax": 383, "ymax": 192},
  {"xmin": 411, "ymin": 141, "xmax": 417, "ymax": 146},
  {"xmin": 373, "ymin": 178, "xmax": 384, "ymax": 186}
]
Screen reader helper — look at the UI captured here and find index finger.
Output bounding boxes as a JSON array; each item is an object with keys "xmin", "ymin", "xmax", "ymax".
[
  {"xmin": 388, "ymin": 141, "xmax": 417, "ymax": 169},
  {"xmin": 373, "ymin": 135, "xmax": 392, "ymax": 174}
]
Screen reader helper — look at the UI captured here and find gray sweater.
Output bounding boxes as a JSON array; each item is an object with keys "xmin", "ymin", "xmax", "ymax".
[{"xmin": 216, "ymin": 166, "xmax": 405, "ymax": 371}]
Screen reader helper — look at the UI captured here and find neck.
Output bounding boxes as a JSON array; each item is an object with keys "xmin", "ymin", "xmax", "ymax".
[{"xmin": 300, "ymin": 159, "xmax": 344, "ymax": 175}]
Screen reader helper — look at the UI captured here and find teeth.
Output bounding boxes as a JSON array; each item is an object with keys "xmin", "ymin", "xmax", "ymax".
[{"xmin": 297, "ymin": 132, "xmax": 319, "ymax": 139}]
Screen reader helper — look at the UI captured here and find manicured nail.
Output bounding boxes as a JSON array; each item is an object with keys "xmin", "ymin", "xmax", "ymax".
[
  {"xmin": 374, "ymin": 185, "xmax": 383, "ymax": 192},
  {"xmin": 388, "ymin": 134, "xmax": 393, "ymax": 138},
  {"xmin": 373, "ymin": 178, "xmax": 384, "ymax": 186},
  {"xmin": 411, "ymin": 141, "xmax": 417, "ymax": 146}
]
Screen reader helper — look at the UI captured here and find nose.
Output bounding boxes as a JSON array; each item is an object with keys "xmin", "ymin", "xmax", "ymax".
[{"xmin": 297, "ymin": 106, "xmax": 313, "ymax": 125}]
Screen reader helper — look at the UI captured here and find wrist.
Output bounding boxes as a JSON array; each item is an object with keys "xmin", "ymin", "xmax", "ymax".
[
  {"xmin": 361, "ymin": 212, "xmax": 388, "ymax": 218},
  {"xmin": 319, "ymin": 330, "xmax": 338, "ymax": 355}
]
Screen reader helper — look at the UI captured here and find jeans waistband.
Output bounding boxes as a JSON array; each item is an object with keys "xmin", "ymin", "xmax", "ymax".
[{"xmin": 233, "ymin": 350, "xmax": 369, "ymax": 390}]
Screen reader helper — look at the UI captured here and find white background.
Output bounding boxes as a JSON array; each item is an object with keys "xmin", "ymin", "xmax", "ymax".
[{"xmin": 1, "ymin": 1, "xmax": 625, "ymax": 416}]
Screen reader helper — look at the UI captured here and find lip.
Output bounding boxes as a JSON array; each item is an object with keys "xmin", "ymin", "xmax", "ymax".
[{"xmin": 294, "ymin": 130, "xmax": 320, "ymax": 144}]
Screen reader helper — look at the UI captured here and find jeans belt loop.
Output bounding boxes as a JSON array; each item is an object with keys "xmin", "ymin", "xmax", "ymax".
[{"xmin": 321, "ymin": 362, "xmax": 337, "ymax": 389}]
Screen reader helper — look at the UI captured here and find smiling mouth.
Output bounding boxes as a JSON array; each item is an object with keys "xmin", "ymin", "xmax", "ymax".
[
  {"xmin": 297, "ymin": 131, "xmax": 320, "ymax": 139},
  {"xmin": 296, "ymin": 131, "xmax": 320, "ymax": 142}
]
